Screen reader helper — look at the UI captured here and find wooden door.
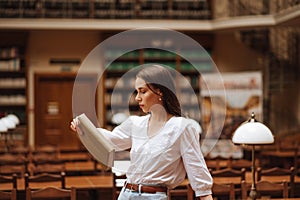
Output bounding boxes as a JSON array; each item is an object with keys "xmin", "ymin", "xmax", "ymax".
[{"xmin": 34, "ymin": 73, "xmax": 97, "ymax": 150}]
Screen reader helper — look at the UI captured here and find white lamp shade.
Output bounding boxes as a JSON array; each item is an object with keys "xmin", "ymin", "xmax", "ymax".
[
  {"xmin": 0, "ymin": 120, "xmax": 8, "ymax": 132},
  {"xmin": 6, "ymin": 114, "xmax": 20, "ymax": 125},
  {"xmin": 1, "ymin": 117, "xmax": 16, "ymax": 129},
  {"xmin": 232, "ymin": 121, "xmax": 274, "ymax": 145}
]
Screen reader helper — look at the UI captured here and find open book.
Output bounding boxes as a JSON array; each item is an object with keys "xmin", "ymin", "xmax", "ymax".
[{"xmin": 76, "ymin": 113, "xmax": 115, "ymax": 167}]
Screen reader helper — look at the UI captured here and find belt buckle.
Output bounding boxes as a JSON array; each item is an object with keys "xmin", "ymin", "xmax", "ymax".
[{"xmin": 130, "ymin": 184, "xmax": 134, "ymax": 191}]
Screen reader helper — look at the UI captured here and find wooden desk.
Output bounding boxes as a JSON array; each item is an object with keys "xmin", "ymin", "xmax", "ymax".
[
  {"xmin": 58, "ymin": 152, "xmax": 90, "ymax": 162},
  {"xmin": 65, "ymin": 161, "xmax": 95, "ymax": 173},
  {"xmin": 66, "ymin": 175, "xmax": 112, "ymax": 189}
]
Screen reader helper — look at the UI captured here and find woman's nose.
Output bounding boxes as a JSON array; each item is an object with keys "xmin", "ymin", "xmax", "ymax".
[{"xmin": 135, "ymin": 95, "xmax": 141, "ymax": 101}]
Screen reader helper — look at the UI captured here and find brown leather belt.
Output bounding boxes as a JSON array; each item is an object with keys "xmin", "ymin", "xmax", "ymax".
[{"xmin": 125, "ymin": 183, "xmax": 167, "ymax": 194}]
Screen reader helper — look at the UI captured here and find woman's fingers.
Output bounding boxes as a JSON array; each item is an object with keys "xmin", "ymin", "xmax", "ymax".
[{"xmin": 70, "ymin": 118, "xmax": 80, "ymax": 132}]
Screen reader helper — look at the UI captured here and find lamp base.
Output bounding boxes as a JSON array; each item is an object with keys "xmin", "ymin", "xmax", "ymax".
[{"xmin": 249, "ymin": 188, "xmax": 257, "ymax": 200}]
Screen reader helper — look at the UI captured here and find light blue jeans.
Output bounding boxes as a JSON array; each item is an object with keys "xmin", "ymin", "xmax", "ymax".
[{"xmin": 117, "ymin": 187, "xmax": 168, "ymax": 200}]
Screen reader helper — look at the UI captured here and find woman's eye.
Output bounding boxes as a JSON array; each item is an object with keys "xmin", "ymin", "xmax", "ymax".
[{"xmin": 139, "ymin": 89, "xmax": 146, "ymax": 94}]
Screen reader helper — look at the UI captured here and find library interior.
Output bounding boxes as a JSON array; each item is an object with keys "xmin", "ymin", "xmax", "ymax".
[{"xmin": 0, "ymin": 0, "xmax": 300, "ymax": 199}]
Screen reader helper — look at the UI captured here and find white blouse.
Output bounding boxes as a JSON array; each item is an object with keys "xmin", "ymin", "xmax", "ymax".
[{"xmin": 98, "ymin": 114, "xmax": 213, "ymax": 197}]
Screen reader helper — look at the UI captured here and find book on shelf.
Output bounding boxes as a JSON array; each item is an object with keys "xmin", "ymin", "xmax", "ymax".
[
  {"xmin": 0, "ymin": 58, "xmax": 20, "ymax": 71},
  {"xmin": 76, "ymin": 113, "xmax": 115, "ymax": 167}
]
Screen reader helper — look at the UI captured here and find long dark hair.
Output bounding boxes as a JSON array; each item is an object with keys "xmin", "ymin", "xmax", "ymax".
[{"xmin": 136, "ymin": 64, "xmax": 181, "ymax": 117}]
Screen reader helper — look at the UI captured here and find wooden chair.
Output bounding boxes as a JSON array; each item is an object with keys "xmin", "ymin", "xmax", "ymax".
[
  {"xmin": 112, "ymin": 173, "xmax": 126, "ymax": 200},
  {"xmin": 8, "ymin": 145, "xmax": 30, "ymax": 156},
  {"xmin": 30, "ymin": 152, "xmax": 62, "ymax": 166},
  {"xmin": 187, "ymin": 182, "xmax": 235, "ymax": 200},
  {"xmin": 210, "ymin": 167, "xmax": 246, "ymax": 181},
  {"xmin": 187, "ymin": 184, "xmax": 194, "ymax": 200},
  {"xmin": 93, "ymin": 159, "xmax": 111, "ymax": 175},
  {"xmin": 29, "ymin": 151, "xmax": 66, "ymax": 175},
  {"xmin": 206, "ymin": 156, "xmax": 229, "ymax": 170},
  {"xmin": 26, "ymin": 186, "xmax": 76, "ymax": 200},
  {"xmin": 168, "ymin": 179, "xmax": 189, "ymax": 200},
  {"xmin": 210, "ymin": 167, "xmax": 246, "ymax": 198},
  {"xmin": 0, "ymin": 164, "xmax": 26, "ymax": 178},
  {"xmin": 0, "ymin": 174, "xmax": 17, "ymax": 189},
  {"xmin": 31, "ymin": 163, "xmax": 66, "ymax": 175},
  {"xmin": 228, "ymin": 158, "xmax": 252, "ymax": 171},
  {"xmin": 0, "ymin": 153, "xmax": 29, "ymax": 177},
  {"xmin": 0, "ymin": 188, "xmax": 17, "ymax": 200},
  {"xmin": 31, "ymin": 145, "xmax": 59, "ymax": 155},
  {"xmin": 212, "ymin": 182, "xmax": 235, "ymax": 200},
  {"xmin": 24, "ymin": 172, "xmax": 66, "ymax": 189},
  {"xmin": 257, "ymin": 166, "xmax": 295, "ymax": 197},
  {"xmin": 241, "ymin": 180, "xmax": 289, "ymax": 199}
]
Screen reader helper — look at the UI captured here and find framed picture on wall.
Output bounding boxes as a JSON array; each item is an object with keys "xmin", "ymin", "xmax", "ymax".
[{"xmin": 200, "ymin": 71, "xmax": 263, "ymax": 139}]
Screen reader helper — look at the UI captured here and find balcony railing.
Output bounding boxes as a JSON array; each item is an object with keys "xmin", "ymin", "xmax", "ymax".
[
  {"xmin": 228, "ymin": 0, "xmax": 300, "ymax": 17},
  {"xmin": 0, "ymin": 0, "xmax": 212, "ymax": 20}
]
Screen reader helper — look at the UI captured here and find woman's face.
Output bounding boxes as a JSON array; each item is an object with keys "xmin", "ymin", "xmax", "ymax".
[{"xmin": 135, "ymin": 77, "xmax": 162, "ymax": 113}]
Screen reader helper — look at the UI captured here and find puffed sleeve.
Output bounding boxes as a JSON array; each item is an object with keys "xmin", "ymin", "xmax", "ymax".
[
  {"xmin": 180, "ymin": 120, "xmax": 213, "ymax": 197},
  {"xmin": 97, "ymin": 116, "xmax": 133, "ymax": 151}
]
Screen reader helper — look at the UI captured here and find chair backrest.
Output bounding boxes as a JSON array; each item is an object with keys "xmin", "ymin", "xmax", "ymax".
[
  {"xmin": 31, "ymin": 145, "xmax": 59, "ymax": 155},
  {"xmin": 0, "ymin": 188, "xmax": 17, "ymax": 200},
  {"xmin": 24, "ymin": 172, "xmax": 66, "ymax": 189},
  {"xmin": 167, "ymin": 178, "xmax": 189, "ymax": 200},
  {"xmin": 31, "ymin": 163, "xmax": 66, "ymax": 175},
  {"xmin": 257, "ymin": 166, "xmax": 295, "ymax": 197},
  {"xmin": 241, "ymin": 180, "xmax": 289, "ymax": 199},
  {"xmin": 0, "ymin": 174, "xmax": 17, "ymax": 189},
  {"xmin": 210, "ymin": 167, "xmax": 246, "ymax": 181},
  {"xmin": 0, "ymin": 164, "xmax": 26, "ymax": 178},
  {"xmin": 212, "ymin": 182, "xmax": 235, "ymax": 200},
  {"xmin": 8, "ymin": 145, "xmax": 30, "ymax": 156},
  {"xmin": 186, "ymin": 182, "xmax": 235, "ymax": 200},
  {"xmin": 0, "ymin": 153, "xmax": 29, "ymax": 176},
  {"xmin": 206, "ymin": 156, "xmax": 229, "ymax": 170},
  {"xmin": 26, "ymin": 186, "xmax": 76, "ymax": 200},
  {"xmin": 30, "ymin": 152, "xmax": 62, "ymax": 165},
  {"xmin": 228, "ymin": 158, "xmax": 252, "ymax": 171}
]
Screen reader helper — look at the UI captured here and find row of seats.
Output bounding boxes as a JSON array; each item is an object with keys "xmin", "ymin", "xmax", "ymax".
[
  {"xmin": 113, "ymin": 166, "xmax": 297, "ymax": 199},
  {"xmin": 0, "ymin": 171, "xmax": 66, "ymax": 189},
  {"xmin": 0, "ymin": 145, "xmax": 107, "ymax": 177},
  {"xmin": 0, "ymin": 166, "xmax": 297, "ymax": 199},
  {"xmin": 187, "ymin": 180, "xmax": 289, "ymax": 200},
  {"xmin": 0, "ymin": 186, "xmax": 76, "ymax": 200},
  {"xmin": 0, "ymin": 171, "xmax": 76, "ymax": 199},
  {"xmin": 174, "ymin": 166, "xmax": 296, "ymax": 199}
]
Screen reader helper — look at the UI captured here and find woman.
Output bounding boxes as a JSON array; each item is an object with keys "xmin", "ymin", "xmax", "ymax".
[{"xmin": 71, "ymin": 64, "xmax": 213, "ymax": 200}]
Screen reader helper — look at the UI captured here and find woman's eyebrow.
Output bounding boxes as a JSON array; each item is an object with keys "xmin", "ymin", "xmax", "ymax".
[{"xmin": 136, "ymin": 85, "xmax": 147, "ymax": 90}]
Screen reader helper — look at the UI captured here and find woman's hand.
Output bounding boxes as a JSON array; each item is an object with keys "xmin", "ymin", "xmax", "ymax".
[{"xmin": 70, "ymin": 118, "xmax": 79, "ymax": 132}]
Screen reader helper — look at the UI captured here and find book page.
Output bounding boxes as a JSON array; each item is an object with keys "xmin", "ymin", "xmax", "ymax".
[{"xmin": 76, "ymin": 113, "xmax": 115, "ymax": 167}]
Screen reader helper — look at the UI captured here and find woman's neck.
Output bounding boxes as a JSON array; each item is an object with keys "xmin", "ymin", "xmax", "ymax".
[
  {"xmin": 147, "ymin": 110, "xmax": 172, "ymax": 137},
  {"xmin": 149, "ymin": 107, "xmax": 173, "ymax": 123}
]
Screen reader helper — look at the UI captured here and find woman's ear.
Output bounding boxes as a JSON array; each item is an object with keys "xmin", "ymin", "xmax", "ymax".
[{"xmin": 157, "ymin": 90, "xmax": 163, "ymax": 97}]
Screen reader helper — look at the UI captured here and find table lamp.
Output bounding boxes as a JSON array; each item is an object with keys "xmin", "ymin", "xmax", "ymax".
[{"xmin": 232, "ymin": 112, "xmax": 274, "ymax": 200}]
